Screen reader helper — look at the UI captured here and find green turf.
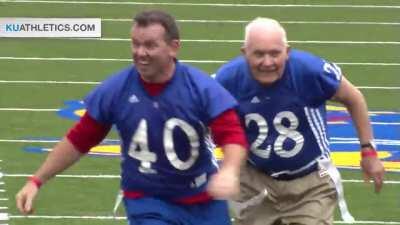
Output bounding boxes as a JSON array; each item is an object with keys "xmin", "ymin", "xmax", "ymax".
[
  {"xmin": 0, "ymin": 1, "xmax": 399, "ymax": 224},
  {"xmin": 1, "ymin": 2, "xmax": 400, "ymax": 22},
  {"xmin": 0, "ymin": 60, "xmax": 129, "ymax": 81}
]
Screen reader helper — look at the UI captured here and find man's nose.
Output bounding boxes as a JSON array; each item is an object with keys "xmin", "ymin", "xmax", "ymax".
[
  {"xmin": 133, "ymin": 45, "xmax": 147, "ymax": 57},
  {"xmin": 262, "ymin": 55, "xmax": 274, "ymax": 66}
]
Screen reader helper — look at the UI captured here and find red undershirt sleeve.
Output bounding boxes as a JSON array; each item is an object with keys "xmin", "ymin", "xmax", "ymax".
[
  {"xmin": 209, "ymin": 109, "xmax": 248, "ymax": 150},
  {"xmin": 66, "ymin": 112, "xmax": 112, "ymax": 153}
]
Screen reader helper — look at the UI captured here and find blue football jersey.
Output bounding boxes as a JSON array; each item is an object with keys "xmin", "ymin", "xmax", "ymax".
[
  {"xmin": 216, "ymin": 49, "xmax": 342, "ymax": 179},
  {"xmin": 85, "ymin": 61, "xmax": 237, "ymax": 199}
]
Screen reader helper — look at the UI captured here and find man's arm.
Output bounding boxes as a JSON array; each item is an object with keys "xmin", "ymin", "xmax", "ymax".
[
  {"xmin": 331, "ymin": 76, "xmax": 384, "ymax": 193},
  {"xmin": 16, "ymin": 112, "xmax": 111, "ymax": 214},
  {"xmin": 206, "ymin": 109, "xmax": 248, "ymax": 199},
  {"xmin": 16, "ymin": 138, "xmax": 84, "ymax": 214},
  {"xmin": 208, "ymin": 144, "xmax": 247, "ymax": 199}
]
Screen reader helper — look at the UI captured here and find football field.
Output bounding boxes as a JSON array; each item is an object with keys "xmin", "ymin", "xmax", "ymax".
[{"xmin": 0, "ymin": 0, "xmax": 400, "ymax": 224}]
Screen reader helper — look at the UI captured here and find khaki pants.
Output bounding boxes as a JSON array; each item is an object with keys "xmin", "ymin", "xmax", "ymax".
[{"xmin": 230, "ymin": 164, "xmax": 337, "ymax": 225}]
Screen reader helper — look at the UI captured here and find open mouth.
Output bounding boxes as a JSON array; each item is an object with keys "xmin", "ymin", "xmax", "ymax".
[
  {"xmin": 258, "ymin": 70, "xmax": 277, "ymax": 75},
  {"xmin": 136, "ymin": 60, "xmax": 150, "ymax": 66}
]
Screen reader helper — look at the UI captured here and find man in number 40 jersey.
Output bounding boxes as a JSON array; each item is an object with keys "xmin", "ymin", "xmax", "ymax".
[
  {"xmin": 215, "ymin": 17, "xmax": 384, "ymax": 225},
  {"xmin": 16, "ymin": 10, "xmax": 248, "ymax": 225}
]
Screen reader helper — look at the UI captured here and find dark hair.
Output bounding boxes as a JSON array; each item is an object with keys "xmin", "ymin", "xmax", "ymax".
[{"xmin": 133, "ymin": 10, "xmax": 180, "ymax": 42}]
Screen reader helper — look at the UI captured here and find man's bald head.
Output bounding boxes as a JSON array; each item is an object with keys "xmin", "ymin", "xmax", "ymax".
[{"xmin": 243, "ymin": 17, "xmax": 288, "ymax": 48}]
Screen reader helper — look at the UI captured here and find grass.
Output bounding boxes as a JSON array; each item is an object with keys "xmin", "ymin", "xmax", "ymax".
[{"xmin": 0, "ymin": 0, "xmax": 399, "ymax": 224}]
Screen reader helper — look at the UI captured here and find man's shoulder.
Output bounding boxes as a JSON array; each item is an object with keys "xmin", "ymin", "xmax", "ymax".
[
  {"xmin": 218, "ymin": 55, "xmax": 247, "ymax": 74},
  {"xmin": 215, "ymin": 56, "xmax": 247, "ymax": 85},
  {"xmin": 178, "ymin": 61, "xmax": 208, "ymax": 77},
  {"xmin": 289, "ymin": 49, "xmax": 324, "ymax": 66},
  {"xmin": 288, "ymin": 49, "xmax": 327, "ymax": 77},
  {"xmin": 104, "ymin": 65, "xmax": 135, "ymax": 82},
  {"xmin": 177, "ymin": 61, "xmax": 217, "ymax": 86}
]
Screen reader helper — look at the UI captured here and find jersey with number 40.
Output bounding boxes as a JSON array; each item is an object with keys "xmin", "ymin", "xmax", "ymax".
[
  {"xmin": 216, "ymin": 49, "xmax": 342, "ymax": 179},
  {"xmin": 85, "ymin": 61, "xmax": 237, "ymax": 199}
]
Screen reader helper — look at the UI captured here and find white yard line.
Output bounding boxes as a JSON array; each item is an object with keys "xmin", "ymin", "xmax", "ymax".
[
  {"xmin": 0, "ymin": 213, "xmax": 8, "ymax": 220},
  {"xmin": 331, "ymin": 137, "xmax": 400, "ymax": 141},
  {"xmin": 0, "ymin": 168, "xmax": 7, "ymax": 222},
  {"xmin": 0, "ymin": 80, "xmax": 99, "ymax": 85},
  {"xmin": 357, "ymin": 86, "xmax": 400, "ymax": 90},
  {"xmin": 0, "ymin": 139, "xmax": 60, "ymax": 143},
  {"xmin": 341, "ymin": 179, "xmax": 400, "ymax": 184},
  {"xmin": 3, "ymin": 174, "xmax": 121, "ymax": 178},
  {"xmin": 36, "ymin": 38, "xmax": 400, "ymax": 45},
  {"xmin": 103, "ymin": 18, "xmax": 400, "ymax": 26},
  {"xmin": 1, "ymin": 56, "xmax": 399, "ymax": 66},
  {"xmin": 370, "ymin": 122, "xmax": 400, "ymax": 125},
  {"xmin": 334, "ymin": 62, "xmax": 400, "ymax": 66},
  {"xmin": 3, "ymin": 0, "xmax": 400, "ymax": 9},
  {"xmin": 0, "ymin": 56, "xmax": 132, "ymax": 62},
  {"xmin": 0, "ymin": 108, "xmax": 58, "ymax": 112},
  {"xmin": 330, "ymin": 140, "xmax": 400, "ymax": 145},
  {"xmin": 1, "ymin": 17, "xmax": 398, "ymax": 26}
]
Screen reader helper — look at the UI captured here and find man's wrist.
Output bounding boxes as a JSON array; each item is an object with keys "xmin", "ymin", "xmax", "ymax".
[
  {"xmin": 28, "ymin": 176, "xmax": 43, "ymax": 189},
  {"xmin": 360, "ymin": 140, "xmax": 377, "ymax": 158},
  {"xmin": 360, "ymin": 140, "xmax": 378, "ymax": 158},
  {"xmin": 361, "ymin": 149, "xmax": 378, "ymax": 158},
  {"xmin": 361, "ymin": 143, "xmax": 376, "ymax": 150}
]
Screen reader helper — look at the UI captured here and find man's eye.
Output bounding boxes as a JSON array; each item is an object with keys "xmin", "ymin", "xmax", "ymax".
[
  {"xmin": 269, "ymin": 51, "xmax": 281, "ymax": 58},
  {"xmin": 146, "ymin": 43, "xmax": 157, "ymax": 49},
  {"xmin": 254, "ymin": 52, "xmax": 264, "ymax": 57},
  {"xmin": 132, "ymin": 42, "xmax": 140, "ymax": 48}
]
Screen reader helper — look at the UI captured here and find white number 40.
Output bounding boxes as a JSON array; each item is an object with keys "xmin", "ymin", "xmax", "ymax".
[{"xmin": 128, "ymin": 118, "xmax": 200, "ymax": 174}]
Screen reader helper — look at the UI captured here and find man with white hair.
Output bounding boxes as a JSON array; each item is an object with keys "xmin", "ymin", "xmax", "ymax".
[{"xmin": 215, "ymin": 17, "xmax": 384, "ymax": 225}]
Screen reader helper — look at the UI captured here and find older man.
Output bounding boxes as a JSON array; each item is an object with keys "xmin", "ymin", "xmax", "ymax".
[{"xmin": 215, "ymin": 17, "xmax": 384, "ymax": 225}]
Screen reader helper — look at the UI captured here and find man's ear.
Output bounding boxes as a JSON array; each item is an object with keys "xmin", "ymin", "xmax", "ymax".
[
  {"xmin": 240, "ymin": 45, "xmax": 246, "ymax": 55},
  {"xmin": 285, "ymin": 45, "xmax": 291, "ymax": 60},
  {"xmin": 169, "ymin": 39, "xmax": 180, "ymax": 58}
]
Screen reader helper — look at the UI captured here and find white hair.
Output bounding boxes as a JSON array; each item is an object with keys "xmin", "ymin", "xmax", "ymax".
[{"xmin": 244, "ymin": 17, "xmax": 288, "ymax": 46}]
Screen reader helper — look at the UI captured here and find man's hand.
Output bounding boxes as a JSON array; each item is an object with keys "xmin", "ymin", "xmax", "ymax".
[
  {"xmin": 360, "ymin": 155, "xmax": 385, "ymax": 193},
  {"xmin": 16, "ymin": 181, "xmax": 39, "ymax": 215},
  {"xmin": 207, "ymin": 167, "xmax": 240, "ymax": 199}
]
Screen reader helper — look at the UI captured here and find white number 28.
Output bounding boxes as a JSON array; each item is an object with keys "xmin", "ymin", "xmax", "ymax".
[{"xmin": 245, "ymin": 111, "xmax": 304, "ymax": 159}]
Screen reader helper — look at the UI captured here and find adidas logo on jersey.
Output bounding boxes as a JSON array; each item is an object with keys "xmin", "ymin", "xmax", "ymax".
[
  {"xmin": 250, "ymin": 96, "xmax": 261, "ymax": 103},
  {"xmin": 128, "ymin": 94, "xmax": 140, "ymax": 103}
]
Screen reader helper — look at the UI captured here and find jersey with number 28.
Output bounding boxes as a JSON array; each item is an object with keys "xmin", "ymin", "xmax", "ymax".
[
  {"xmin": 85, "ymin": 61, "xmax": 237, "ymax": 199},
  {"xmin": 216, "ymin": 49, "xmax": 342, "ymax": 179}
]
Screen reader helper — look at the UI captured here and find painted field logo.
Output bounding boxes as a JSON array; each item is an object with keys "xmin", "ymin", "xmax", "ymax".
[{"xmin": 25, "ymin": 100, "xmax": 400, "ymax": 172}]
